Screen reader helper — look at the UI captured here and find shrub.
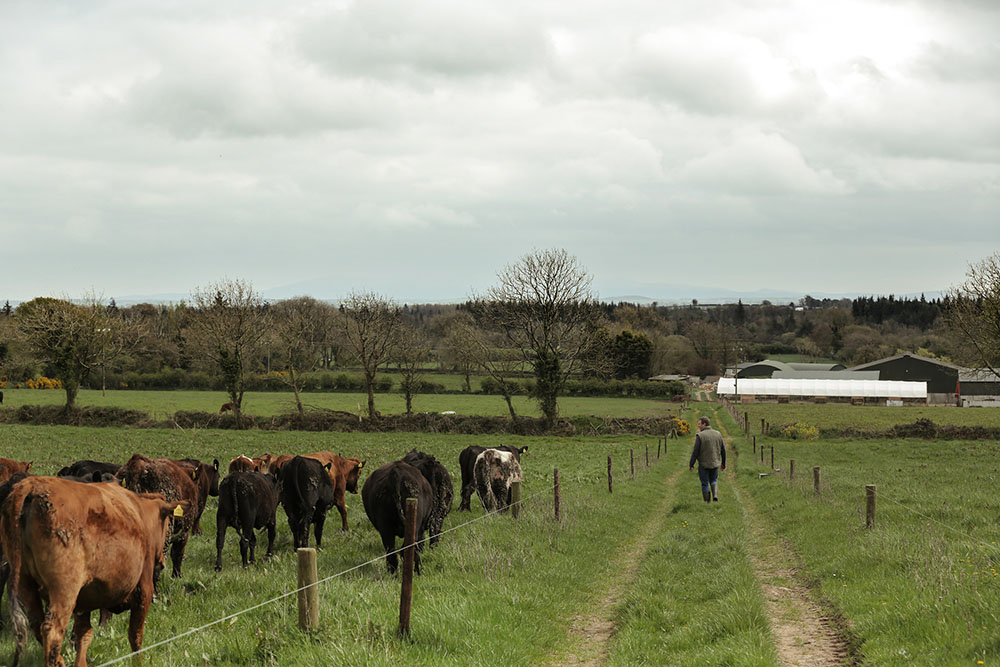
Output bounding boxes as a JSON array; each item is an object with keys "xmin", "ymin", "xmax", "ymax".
[
  {"xmin": 670, "ymin": 416, "xmax": 690, "ymax": 436},
  {"xmin": 778, "ymin": 422, "xmax": 820, "ymax": 440}
]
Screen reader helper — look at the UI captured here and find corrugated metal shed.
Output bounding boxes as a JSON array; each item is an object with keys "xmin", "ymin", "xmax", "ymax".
[{"xmin": 772, "ymin": 370, "xmax": 880, "ymax": 380}]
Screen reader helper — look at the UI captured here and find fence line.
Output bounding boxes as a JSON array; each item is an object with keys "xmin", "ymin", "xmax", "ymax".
[{"xmin": 95, "ymin": 453, "xmax": 667, "ymax": 667}]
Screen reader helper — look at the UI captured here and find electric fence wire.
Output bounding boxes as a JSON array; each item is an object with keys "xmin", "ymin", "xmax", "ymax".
[{"xmin": 94, "ymin": 480, "xmax": 570, "ymax": 667}]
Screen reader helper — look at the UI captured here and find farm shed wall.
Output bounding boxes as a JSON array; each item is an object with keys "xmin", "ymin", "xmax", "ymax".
[{"xmin": 848, "ymin": 354, "xmax": 960, "ymax": 395}]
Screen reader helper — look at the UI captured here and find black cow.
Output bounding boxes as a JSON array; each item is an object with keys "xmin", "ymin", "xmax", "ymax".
[
  {"xmin": 402, "ymin": 450, "xmax": 453, "ymax": 547},
  {"xmin": 215, "ymin": 471, "xmax": 279, "ymax": 571},
  {"xmin": 278, "ymin": 456, "xmax": 336, "ymax": 549},
  {"xmin": 362, "ymin": 461, "xmax": 434, "ymax": 574},
  {"xmin": 458, "ymin": 445, "xmax": 527, "ymax": 511},
  {"xmin": 56, "ymin": 459, "xmax": 121, "ymax": 479}
]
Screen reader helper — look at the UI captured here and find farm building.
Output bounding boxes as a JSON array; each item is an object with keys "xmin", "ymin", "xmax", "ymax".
[
  {"xmin": 848, "ymin": 353, "xmax": 961, "ymax": 404},
  {"xmin": 958, "ymin": 368, "xmax": 1000, "ymax": 407},
  {"xmin": 736, "ymin": 360, "xmax": 846, "ymax": 378},
  {"xmin": 717, "ymin": 377, "xmax": 927, "ymax": 404}
]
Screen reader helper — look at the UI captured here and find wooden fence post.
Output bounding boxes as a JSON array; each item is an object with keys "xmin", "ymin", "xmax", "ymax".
[
  {"xmin": 398, "ymin": 497, "xmax": 417, "ymax": 636},
  {"xmin": 753, "ymin": 435, "xmax": 756, "ymax": 453},
  {"xmin": 554, "ymin": 468, "xmax": 561, "ymax": 522},
  {"xmin": 510, "ymin": 481, "xmax": 521, "ymax": 519},
  {"xmin": 770, "ymin": 446, "xmax": 774, "ymax": 470},
  {"xmin": 630, "ymin": 449, "xmax": 635, "ymax": 480},
  {"xmin": 813, "ymin": 467, "xmax": 821, "ymax": 495},
  {"xmin": 657, "ymin": 441, "xmax": 661, "ymax": 459},
  {"xmin": 761, "ymin": 418, "xmax": 765, "ymax": 434},
  {"xmin": 866, "ymin": 484, "xmax": 877, "ymax": 529},
  {"xmin": 760, "ymin": 446, "xmax": 764, "ymax": 464},
  {"xmin": 789, "ymin": 459, "xmax": 795, "ymax": 481},
  {"xmin": 608, "ymin": 455, "xmax": 613, "ymax": 494},
  {"xmin": 645, "ymin": 444, "xmax": 649, "ymax": 467},
  {"xmin": 297, "ymin": 548, "xmax": 319, "ymax": 632}
]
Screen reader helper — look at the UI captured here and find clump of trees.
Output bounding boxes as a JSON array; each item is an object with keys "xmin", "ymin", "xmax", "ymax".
[{"xmin": 0, "ymin": 250, "xmax": 978, "ymax": 424}]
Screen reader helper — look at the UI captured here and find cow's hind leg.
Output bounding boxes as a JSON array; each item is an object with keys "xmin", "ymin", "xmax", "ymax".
[
  {"xmin": 313, "ymin": 508, "xmax": 327, "ymax": 548},
  {"xmin": 170, "ymin": 533, "xmax": 189, "ymax": 578},
  {"xmin": 381, "ymin": 530, "xmax": 398, "ymax": 574},
  {"xmin": 215, "ymin": 515, "xmax": 229, "ymax": 572},
  {"xmin": 71, "ymin": 611, "xmax": 93, "ymax": 667},
  {"xmin": 41, "ymin": 587, "xmax": 76, "ymax": 667},
  {"xmin": 264, "ymin": 521, "xmax": 276, "ymax": 560}
]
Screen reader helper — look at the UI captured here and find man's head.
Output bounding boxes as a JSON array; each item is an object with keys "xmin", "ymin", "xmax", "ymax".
[{"xmin": 698, "ymin": 416, "xmax": 710, "ymax": 431}]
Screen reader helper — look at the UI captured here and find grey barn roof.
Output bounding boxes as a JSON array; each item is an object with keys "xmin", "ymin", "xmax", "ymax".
[
  {"xmin": 772, "ymin": 370, "xmax": 880, "ymax": 380},
  {"xmin": 848, "ymin": 353, "xmax": 963, "ymax": 372}
]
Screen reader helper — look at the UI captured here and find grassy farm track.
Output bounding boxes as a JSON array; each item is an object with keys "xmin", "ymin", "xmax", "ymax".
[{"xmin": 718, "ymin": 410, "xmax": 856, "ymax": 666}]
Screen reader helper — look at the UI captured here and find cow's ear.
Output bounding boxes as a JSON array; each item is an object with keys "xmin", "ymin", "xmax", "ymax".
[
  {"xmin": 358, "ymin": 460, "xmax": 366, "ymax": 469},
  {"xmin": 253, "ymin": 466, "xmax": 260, "ymax": 473},
  {"xmin": 213, "ymin": 459, "xmax": 220, "ymax": 471},
  {"xmin": 324, "ymin": 462, "xmax": 333, "ymax": 471},
  {"xmin": 191, "ymin": 468, "xmax": 200, "ymax": 481},
  {"xmin": 160, "ymin": 500, "xmax": 191, "ymax": 520},
  {"xmin": 26, "ymin": 462, "xmax": 33, "ymax": 472}
]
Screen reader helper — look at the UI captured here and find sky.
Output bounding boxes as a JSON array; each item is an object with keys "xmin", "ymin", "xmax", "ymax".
[{"xmin": 1, "ymin": 0, "xmax": 997, "ymax": 305}]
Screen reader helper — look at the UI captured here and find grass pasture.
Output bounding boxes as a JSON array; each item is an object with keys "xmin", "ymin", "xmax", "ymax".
[
  {"xmin": 736, "ymin": 402, "xmax": 1000, "ymax": 434},
  {"xmin": 0, "ymin": 422, "xmax": 775, "ymax": 666},
  {"xmin": 0, "ymin": 397, "xmax": 998, "ymax": 665},
  {"xmin": 719, "ymin": 405, "xmax": 1000, "ymax": 665},
  {"xmin": 0, "ymin": 388, "xmax": 675, "ymax": 421}
]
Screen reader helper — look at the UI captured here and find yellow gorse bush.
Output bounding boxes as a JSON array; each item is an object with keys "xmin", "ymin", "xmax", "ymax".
[
  {"xmin": 25, "ymin": 376, "xmax": 64, "ymax": 390},
  {"xmin": 670, "ymin": 416, "xmax": 690, "ymax": 435}
]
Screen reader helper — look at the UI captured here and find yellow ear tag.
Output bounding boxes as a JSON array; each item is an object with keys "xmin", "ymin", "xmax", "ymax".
[{"xmin": 173, "ymin": 505, "xmax": 184, "ymax": 518}]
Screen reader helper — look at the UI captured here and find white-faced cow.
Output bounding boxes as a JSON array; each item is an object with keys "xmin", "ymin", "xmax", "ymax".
[
  {"xmin": 458, "ymin": 445, "xmax": 527, "ymax": 511},
  {"xmin": 361, "ymin": 460, "xmax": 434, "ymax": 574},
  {"xmin": 474, "ymin": 449, "xmax": 523, "ymax": 514}
]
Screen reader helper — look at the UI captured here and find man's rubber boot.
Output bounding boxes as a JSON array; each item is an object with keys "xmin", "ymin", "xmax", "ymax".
[
  {"xmin": 712, "ymin": 486, "xmax": 719, "ymax": 502},
  {"xmin": 702, "ymin": 491, "xmax": 711, "ymax": 503}
]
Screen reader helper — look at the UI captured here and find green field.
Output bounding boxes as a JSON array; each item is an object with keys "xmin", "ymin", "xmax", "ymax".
[
  {"xmin": 1, "ymin": 399, "xmax": 998, "ymax": 665},
  {"xmin": 736, "ymin": 402, "xmax": 1000, "ymax": 433},
  {"xmin": 0, "ymin": 388, "xmax": 676, "ymax": 420}
]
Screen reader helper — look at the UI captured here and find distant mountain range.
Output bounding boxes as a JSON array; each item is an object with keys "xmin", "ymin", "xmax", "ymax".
[{"xmin": 3, "ymin": 283, "xmax": 944, "ymax": 308}]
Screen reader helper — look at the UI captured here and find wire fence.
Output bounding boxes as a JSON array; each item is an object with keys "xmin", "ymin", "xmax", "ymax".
[{"xmin": 93, "ymin": 456, "xmax": 653, "ymax": 667}]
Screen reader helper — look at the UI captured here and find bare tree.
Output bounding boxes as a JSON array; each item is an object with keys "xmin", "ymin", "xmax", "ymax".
[
  {"xmin": 438, "ymin": 311, "xmax": 478, "ymax": 392},
  {"xmin": 478, "ymin": 248, "xmax": 605, "ymax": 426},
  {"xmin": 15, "ymin": 296, "xmax": 143, "ymax": 411},
  {"xmin": 338, "ymin": 292, "xmax": 401, "ymax": 420},
  {"xmin": 189, "ymin": 279, "xmax": 271, "ymax": 425},
  {"xmin": 271, "ymin": 296, "xmax": 336, "ymax": 416},
  {"xmin": 392, "ymin": 322, "xmax": 430, "ymax": 415},
  {"xmin": 948, "ymin": 253, "xmax": 1000, "ymax": 379}
]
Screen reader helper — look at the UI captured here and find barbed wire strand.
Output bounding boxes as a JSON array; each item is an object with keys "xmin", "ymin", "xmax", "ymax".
[
  {"xmin": 94, "ymin": 479, "xmax": 580, "ymax": 667},
  {"xmin": 876, "ymin": 492, "xmax": 1000, "ymax": 553}
]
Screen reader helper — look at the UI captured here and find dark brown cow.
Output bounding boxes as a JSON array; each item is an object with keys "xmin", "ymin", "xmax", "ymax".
[
  {"xmin": 219, "ymin": 402, "xmax": 235, "ymax": 414},
  {"xmin": 171, "ymin": 458, "xmax": 219, "ymax": 535},
  {"xmin": 1, "ymin": 476, "xmax": 188, "ymax": 667},
  {"xmin": 304, "ymin": 451, "xmax": 365, "ymax": 532},
  {"xmin": 0, "ymin": 459, "xmax": 32, "ymax": 485},
  {"xmin": 116, "ymin": 455, "xmax": 201, "ymax": 579}
]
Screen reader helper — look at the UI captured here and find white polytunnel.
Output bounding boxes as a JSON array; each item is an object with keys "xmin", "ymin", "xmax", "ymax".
[{"xmin": 717, "ymin": 378, "xmax": 927, "ymax": 399}]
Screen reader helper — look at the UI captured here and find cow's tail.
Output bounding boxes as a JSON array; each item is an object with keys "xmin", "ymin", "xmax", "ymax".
[
  {"xmin": 228, "ymin": 478, "xmax": 246, "ymax": 542},
  {"xmin": 397, "ymin": 475, "xmax": 425, "ymax": 533},
  {"xmin": 3, "ymin": 491, "xmax": 31, "ymax": 666}
]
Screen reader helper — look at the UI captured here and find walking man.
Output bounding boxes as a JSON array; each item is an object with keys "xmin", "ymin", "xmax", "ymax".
[{"xmin": 689, "ymin": 416, "xmax": 726, "ymax": 503}]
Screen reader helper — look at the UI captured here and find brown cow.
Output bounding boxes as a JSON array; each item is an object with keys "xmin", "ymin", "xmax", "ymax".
[
  {"xmin": 0, "ymin": 459, "xmax": 32, "ymax": 485},
  {"xmin": 303, "ymin": 452, "xmax": 365, "ymax": 532},
  {"xmin": 1, "ymin": 476, "xmax": 188, "ymax": 667},
  {"xmin": 116, "ymin": 455, "xmax": 201, "ymax": 579},
  {"xmin": 219, "ymin": 402, "xmax": 235, "ymax": 414},
  {"xmin": 171, "ymin": 458, "xmax": 219, "ymax": 535}
]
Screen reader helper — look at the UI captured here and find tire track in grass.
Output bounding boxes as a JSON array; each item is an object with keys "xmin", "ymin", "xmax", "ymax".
[
  {"xmin": 543, "ymin": 466, "xmax": 684, "ymax": 667},
  {"xmin": 717, "ymin": 410, "xmax": 856, "ymax": 666}
]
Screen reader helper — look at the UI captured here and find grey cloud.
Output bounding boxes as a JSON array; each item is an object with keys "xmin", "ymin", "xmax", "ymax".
[{"xmin": 295, "ymin": 1, "xmax": 552, "ymax": 82}]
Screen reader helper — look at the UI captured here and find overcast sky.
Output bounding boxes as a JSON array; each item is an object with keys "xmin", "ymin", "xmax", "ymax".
[{"xmin": 1, "ymin": 0, "xmax": 997, "ymax": 304}]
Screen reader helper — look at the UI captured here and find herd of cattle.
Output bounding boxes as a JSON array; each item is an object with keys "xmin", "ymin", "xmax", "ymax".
[{"xmin": 0, "ymin": 444, "xmax": 526, "ymax": 666}]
